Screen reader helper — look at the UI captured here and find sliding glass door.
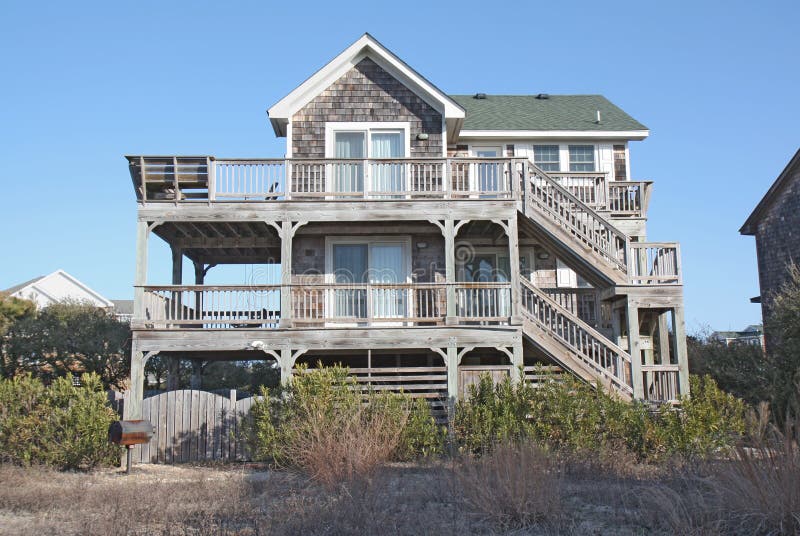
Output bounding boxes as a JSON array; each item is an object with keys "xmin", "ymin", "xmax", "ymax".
[
  {"xmin": 462, "ymin": 253, "xmax": 511, "ymax": 318},
  {"xmin": 333, "ymin": 132, "xmax": 366, "ymax": 195},
  {"xmin": 369, "ymin": 243, "xmax": 406, "ymax": 319},
  {"xmin": 370, "ymin": 132, "xmax": 406, "ymax": 196},
  {"xmin": 331, "ymin": 241, "xmax": 408, "ymax": 322},
  {"xmin": 329, "ymin": 127, "xmax": 407, "ymax": 197}
]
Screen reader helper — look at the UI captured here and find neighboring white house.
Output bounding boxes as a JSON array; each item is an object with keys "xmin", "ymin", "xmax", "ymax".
[{"xmin": 4, "ymin": 269, "xmax": 115, "ymax": 310}]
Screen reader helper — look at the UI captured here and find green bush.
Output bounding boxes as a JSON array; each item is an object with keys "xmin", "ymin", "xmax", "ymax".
[
  {"xmin": 452, "ymin": 373, "xmax": 537, "ymax": 452},
  {"xmin": 454, "ymin": 369, "xmax": 745, "ymax": 461},
  {"xmin": 0, "ymin": 373, "xmax": 121, "ymax": 469},
  {"xmin": 247, "ymin": 364, "xmax": 444, "ymax": 478},
  {"xmin": 655, "ymin": 374, "xmax": 747, "ymax": 459}
]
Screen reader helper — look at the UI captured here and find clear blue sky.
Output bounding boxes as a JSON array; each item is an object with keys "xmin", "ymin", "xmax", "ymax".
[{"xmin": 1, "ymin": 0, "xmax": 797, "ymax": 333}]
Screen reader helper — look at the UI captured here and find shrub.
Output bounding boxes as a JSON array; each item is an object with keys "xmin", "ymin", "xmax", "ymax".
[
  {"xmin": 656, "ymin": 375, "xmax": 747, "ymax": 459},
  {"xmin": 454, "ymin": 371, "xmax": 745, "ymax": 462},
  {"xmin": 452, "ymin": 372, "xmax": 537, "ymax": 453},
  {"xmin": 247, "ymin": 364, "xmax": 444, "ymax": 485},
  {"xmin": 0, "ymin": 373, "xmax": 121, "ymax": 469}
]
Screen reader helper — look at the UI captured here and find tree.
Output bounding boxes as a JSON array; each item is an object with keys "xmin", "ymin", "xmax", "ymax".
[
  {"xmin": 0, "ymin": 293, "xmax": 35, "ymax": 336},
  {"xmin": 688, "ymin": 332, "xmax": 770, "ymax": 407},
  {"xmin": 2, "ymin": 301, "xmax": 131, "ymax": 389},
  {"xmin": 764, "ymin": 262, "xmax": 800, "ymax": 422}
]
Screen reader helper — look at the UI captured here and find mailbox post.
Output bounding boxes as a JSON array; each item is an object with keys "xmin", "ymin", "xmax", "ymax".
[{"xmin": 108, "ymin": 420, "xmax": 155, "ymax": 473}]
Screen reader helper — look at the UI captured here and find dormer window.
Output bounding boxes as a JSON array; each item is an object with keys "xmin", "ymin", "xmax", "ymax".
[{"xmin": 568, "ymin": 145, "xmax": 595, "ymax": 172}]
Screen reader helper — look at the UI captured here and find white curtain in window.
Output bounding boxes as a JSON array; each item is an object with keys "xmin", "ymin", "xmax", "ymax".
[
  {"xmin": 333, "ymin": 244, "xmax": 368, "ymax": 318},
  {"xmin": 370, "ymin": 132, "xmax": 405, "ymax": 195},
  {"xmin": 369, "ymin": 244, "xmax": 406, "ymax": 319},
  {"xmin": 334, "ymin": 132, "xmax": 365, "ymax": 193}
]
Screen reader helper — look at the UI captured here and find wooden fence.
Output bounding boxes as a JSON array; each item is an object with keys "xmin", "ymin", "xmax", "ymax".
[{"xmin": 124, "ymin": 389, "xmax": 255, "ymax": 464}]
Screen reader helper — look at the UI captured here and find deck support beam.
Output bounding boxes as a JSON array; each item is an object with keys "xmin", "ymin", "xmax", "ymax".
[
  {"xmin": 431, "ymin": 219, "xmax": 469, "ymax": 325},
  {"xmin": 133, "ymin": 221, "xmax": 149, "ymax": 322},
  {"xmin": 446, "ymin": 346, "xmax": 458, "ymax": 405},
  {"xmin": 511, "ymin": 340, "xmax": 524, "ymax": 383},
  {"xmin": 626, "ymin": 297, "xmax": 644, "ymax": 399},
  {"xmin": 672, "ymin": 306, "xmax": 690, "ymax": 397},
  {"xmin": 493, "ymin": 217, "xmax": 522, "ymax": 325},
  {"xmin": 657, "ymin": 311, "xmax": 671, "ymax": 365},
  {"xmin": 271, "ymin": 220, "xmax": 307, "ymax": 329},
  {"xmin": 125, "ymin": 348, "xmax": 156, "ymax": 420},
  {"xmin": 166, "ymin": 245, "xmax": 183, "ymax": 391}
]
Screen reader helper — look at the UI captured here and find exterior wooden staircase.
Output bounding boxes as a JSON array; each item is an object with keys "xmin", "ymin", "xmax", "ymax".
[
  {"xmin": 520, "ymin": 279, "xmax": 634, "ymax": 399},
  {"xmin": 519, "ymin": 160, "xmax": 630, "ymax": 286}
]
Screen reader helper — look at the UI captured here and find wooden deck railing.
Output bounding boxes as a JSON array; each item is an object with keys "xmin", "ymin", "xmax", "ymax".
[
  {"xmin": 628, "ymin": 243, "xmax": 682, "ymax": 285},
  {"xmin": 607, "ymin": 181, "xmax": 652, "ymax": 217},
  {"xmin": 641, "ymin": 364, "xmax": 681, "ymax": 402},
  {"xmin": 128, "ymin": 156, "xmax": 518, "ymax": 202},
  {"xmin": 520, "ymin": 279, "xmax": 633, "ymax": 396},
  {"xmin": 546, "ymin": 173, "xmax": 651, "ymax": 218},
  {"xmin": 137, "ymin": 282, "xmax": 511, "ymax": 328}
]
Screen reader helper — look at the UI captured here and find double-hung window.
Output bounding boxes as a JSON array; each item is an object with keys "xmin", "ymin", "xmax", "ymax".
[
  {"xmin": 568, "ymin": 145, "xmax": 595, "ymax": 172},
  {"xmin": 533, "ymin": 145, "xmax": 560, "ymax": 171}
]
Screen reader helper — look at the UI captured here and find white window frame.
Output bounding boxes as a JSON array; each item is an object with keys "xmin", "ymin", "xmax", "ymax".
[
  {"xmin": 567, "ymin": 144, "xmax": 597, "ymax": 172},
  {"xmin": 325, "ymin": 122, "xmax": 411, "ymax": 159},
  {"xmin": 532, "ymin": 144, "xmax": 561, "ymax": 172}
]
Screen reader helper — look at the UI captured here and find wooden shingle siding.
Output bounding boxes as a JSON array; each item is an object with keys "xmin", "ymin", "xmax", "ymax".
[
  {"xmin": 292, "ymin": 58, "xmax": 443, "ymax": 158},
  {"xmin": 755, "ymin": 164, "xmax": 800, "ymax": 322}
]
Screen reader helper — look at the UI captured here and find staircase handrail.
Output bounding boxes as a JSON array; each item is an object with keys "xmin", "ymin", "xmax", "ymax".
[
  {"xmin": 522, "ymin": 159, "xmax": 630, "ymax": 271},
  {"xmin": 520, "ymin": 278, "xmax": 633, "ymax": 394}
]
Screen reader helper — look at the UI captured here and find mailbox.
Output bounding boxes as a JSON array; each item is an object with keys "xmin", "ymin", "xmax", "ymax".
[
  {"xmin": 109, "ymin": 420, "xmax": 155, "ymax": 473},
  {"xmin": 108, "ymin": 420, "xmax": 155, "ymax": 446}
]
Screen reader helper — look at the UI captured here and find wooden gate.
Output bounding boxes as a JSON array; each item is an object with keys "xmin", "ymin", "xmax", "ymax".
[
  {"xmin": 458, "ymin": 365, "xmax": 511, "ymax": 398},
  {"xmin": 127, "ymin": 390, "xmax": 256, "ymax": 464}
]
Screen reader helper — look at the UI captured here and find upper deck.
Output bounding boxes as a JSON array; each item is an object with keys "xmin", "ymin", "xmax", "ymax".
[{"xmin": 127, "ymin": 155, "xmax": 652, "ymax": 219}]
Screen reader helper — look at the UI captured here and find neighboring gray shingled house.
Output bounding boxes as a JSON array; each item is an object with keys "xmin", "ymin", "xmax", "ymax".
[{"xmin": 741, "ymin": 148, "xmax": 800, "ymax": 349}]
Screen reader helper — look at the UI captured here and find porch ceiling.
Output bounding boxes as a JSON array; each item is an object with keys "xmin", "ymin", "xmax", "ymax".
[{"xmin": 153, "ymin": 221, "xmax": 281, "ymax": 265}]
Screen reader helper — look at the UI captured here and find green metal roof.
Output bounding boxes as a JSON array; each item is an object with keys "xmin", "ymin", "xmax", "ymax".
[{"xmin": 449, "ymin": 94, "xmax": 647, "ymax": 132}]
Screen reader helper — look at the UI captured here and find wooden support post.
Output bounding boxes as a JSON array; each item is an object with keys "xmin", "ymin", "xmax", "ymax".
[
  {"xmin": 279, "ymin": 346, "xmax": 294, "ymax": 385},
  {"xmin": 193, "ymin": 260, "xmax": 205, "ymax": 285},
  {"xmin": 658, "ymin": 311, "xmax": 671, "ymax": 365},
  {"xmin": 626, "ymin": 298, "xmax": 644, "ymax": 399},
  {"xmin": 506, "ymin": 217, "xmax": 522, "ymax": 325},
  {"xmin": 444, "ymin": 219, "xmax": 457, "ymax": 325},
  {"xmin": 126, "ymin": 348, "xmax": 149, "ymax": 420},
  {"xmin": 511, "ymin": 340, "xmax": 524, "ymax": 384},
  {"xmin": 170, "ymin": 245, "xmax": 183, "ymax": 285},
  {"xmin": 672, "ymin": 306, "xmax": 690, "ymax": 397},
  {"xmin": 446, "ymin": 346, "xmax": 459, "ymax": 403},
  {"xmin": 279, "ymin": 221, "xmax": 293, "ymax": 329},
  {"xmin": 133, "ymin": 221, "xmax": 149, "ymax": 322}
]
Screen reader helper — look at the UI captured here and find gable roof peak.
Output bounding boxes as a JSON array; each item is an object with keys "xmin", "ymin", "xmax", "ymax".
[{"xmin": 267, "ymin": 33, "xmax": 465, "ymax": 138}]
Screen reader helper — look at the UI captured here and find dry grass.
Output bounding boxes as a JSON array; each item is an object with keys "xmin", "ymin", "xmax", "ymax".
[
  {"xmin": 6, "ymin": 436, "xmax": 798, "ymax": 535},
  {"xmin": 455, "ymin": 442, "xmax": 563, "ymax": 530},
  {"xmin": 633, "ymin": 421, "xmax": 800, "ymax": 535}
]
